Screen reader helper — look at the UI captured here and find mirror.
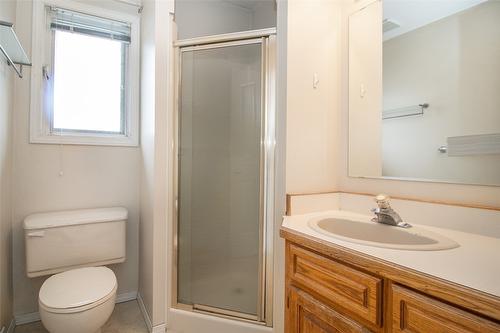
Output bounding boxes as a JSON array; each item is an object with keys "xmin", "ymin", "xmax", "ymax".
[{"xmin": 348, "ymin": 0, "xmax": 500, "ymax": 186}]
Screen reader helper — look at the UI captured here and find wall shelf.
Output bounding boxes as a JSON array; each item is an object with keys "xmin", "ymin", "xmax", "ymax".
[{"xmin": 0, "ymin": 20, "xmax": 31, "ymax": 78}]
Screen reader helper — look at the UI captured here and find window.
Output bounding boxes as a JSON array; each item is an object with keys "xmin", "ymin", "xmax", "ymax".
[
  {"xmin": 52, "ymin": 28, "xmax": 125, "ymax": 134},
  {"xmin": 30, "ymin": 1, "xmax": 139, "ymax": 146}
]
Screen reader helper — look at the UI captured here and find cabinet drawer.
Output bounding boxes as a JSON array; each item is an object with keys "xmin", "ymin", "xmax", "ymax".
[
  {"xmin": 287, "ymin": 287, "xmax": 369, "ymax": 333},
  {"xmin": 392, "ymin": 285, "xmax": 500, "ymax": 333},
  {"xmin": 288, "ymin": 244, "xmax": 383, "ymax": 326}
]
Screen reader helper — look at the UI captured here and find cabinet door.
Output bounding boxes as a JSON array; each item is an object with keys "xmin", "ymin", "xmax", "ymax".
[
  {"xmin": 392, "ymin": 285, "xmax": 500, "ymax": 333},
  {"xmin": 287, "ymin": 243, "xmax": 382, "ymax": 326},
  {"xmin": 287, "ymin": 287, "xmax": 369, "ymax": 333}
]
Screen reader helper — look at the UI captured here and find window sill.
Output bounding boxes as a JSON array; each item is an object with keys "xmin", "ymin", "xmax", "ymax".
[{"xmin": 30, "ymin": 132, "xmax": 139, "ymax": 147}]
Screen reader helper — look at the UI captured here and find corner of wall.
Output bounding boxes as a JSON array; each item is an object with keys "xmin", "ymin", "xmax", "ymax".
[
  {"xmin": 285, "ymin": 0, "xmax": 342, "ymax": 195},
  {"xmin": 138, "ymin": 0, "xmax": 156, "ymax": 324},
  {"xmin": 137, "ymin": 292, "xmax": 153, "ymax": 332},
  {"xmin": 138, "ymin": 0, "xmax": 173, "ymax": 328},
  {"xmin": 0, "ymin": 0, "xmax": 16, "ymax": 330}
]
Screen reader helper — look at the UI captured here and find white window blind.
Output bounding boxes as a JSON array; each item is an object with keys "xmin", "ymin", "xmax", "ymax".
[{"xmin": 48, "ymin": 7, "xmax": 131, "ymax": 43}]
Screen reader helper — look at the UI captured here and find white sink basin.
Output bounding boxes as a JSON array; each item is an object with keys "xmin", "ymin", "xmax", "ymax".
[{"xmin": 309, "ymin": 217, "xmax": 459, "ymax": 251}]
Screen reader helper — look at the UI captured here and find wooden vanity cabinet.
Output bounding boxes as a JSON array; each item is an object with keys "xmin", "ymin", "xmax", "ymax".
[{"xmin": 282, "ymin": 231, "xmax": 500, "ymax": 333}]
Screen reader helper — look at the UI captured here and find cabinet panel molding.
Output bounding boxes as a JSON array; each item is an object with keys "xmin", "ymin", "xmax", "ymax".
[
  {"xmin": 287, "ymin": 286, "xmax": 369, "ymax": 333},
  {"xmin": 288, "ymin": 243, "xmax": 383, "ymax": 327},
  {"xmin": 392, "ymin": 284, "xmax": 500, "ymax": 333}
]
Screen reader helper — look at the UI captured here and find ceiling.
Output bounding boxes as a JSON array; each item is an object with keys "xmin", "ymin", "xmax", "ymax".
[{"xmin": 383, "ymin": 0, "xmax": 487, "ymax": 40}]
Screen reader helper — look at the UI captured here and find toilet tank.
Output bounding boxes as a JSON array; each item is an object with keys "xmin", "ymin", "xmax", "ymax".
[{"xmin": 24, "ymin": 207, "xmax": 127, "ymax": 277}]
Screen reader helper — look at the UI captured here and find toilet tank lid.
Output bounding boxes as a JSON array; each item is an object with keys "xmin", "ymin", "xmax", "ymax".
[{"xmin": 23, "ymin": 207, "xmax": 128, "ymax": 230}]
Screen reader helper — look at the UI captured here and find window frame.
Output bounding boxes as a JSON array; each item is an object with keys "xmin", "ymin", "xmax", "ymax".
[{"xmin": 30, "ymin": 0, "xmax": 140, "ymax": 146}]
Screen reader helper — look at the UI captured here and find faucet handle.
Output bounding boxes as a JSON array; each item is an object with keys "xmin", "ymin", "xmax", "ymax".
[{"xmin": 375, "ymin": 194, "xmax": 391, "ymax": 209}]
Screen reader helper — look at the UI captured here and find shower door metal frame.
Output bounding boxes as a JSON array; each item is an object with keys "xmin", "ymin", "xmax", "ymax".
[{"xmin": 172, "ymin": 28, "xmax": 276, "ymax": 326}]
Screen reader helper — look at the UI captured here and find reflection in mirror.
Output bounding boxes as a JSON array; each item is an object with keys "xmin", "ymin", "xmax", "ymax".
[{"xmin": 349, "ymin": 0, "xmax": 500, "ymax": 186}]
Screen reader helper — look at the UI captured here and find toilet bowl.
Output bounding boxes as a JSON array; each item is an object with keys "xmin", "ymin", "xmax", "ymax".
[{"xmin": 38, "ymin": 266, "xmax": 117, "ymax": 333}]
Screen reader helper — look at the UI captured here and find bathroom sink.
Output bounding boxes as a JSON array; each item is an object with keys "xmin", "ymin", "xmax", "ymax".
[{"xmin": 308, "ymin": 217, "xmax": 459, "ymax": 251}]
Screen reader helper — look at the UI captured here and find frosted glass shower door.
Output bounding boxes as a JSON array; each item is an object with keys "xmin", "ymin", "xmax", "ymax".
[{"xmin": 177, "ymin": 40, "xmax": 264, "ymax": 319}]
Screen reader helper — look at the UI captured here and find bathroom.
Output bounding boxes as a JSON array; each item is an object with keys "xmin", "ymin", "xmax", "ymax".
[{"xmin": 0, "ymin": 0, "xmax": 498, "ymax": 332}]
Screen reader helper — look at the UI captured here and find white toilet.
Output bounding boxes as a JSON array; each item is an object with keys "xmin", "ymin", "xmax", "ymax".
[{"xmin": 24, "ymin": 207, "xmax": 127, "ymax": 333}]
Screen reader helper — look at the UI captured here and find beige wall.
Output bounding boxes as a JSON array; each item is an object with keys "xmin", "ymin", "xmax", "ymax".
[
  {"xmin": 286, "ymin": 0, "xmax": 341, "ymax": 194},
  {"xmin": 0, "ymin": 1, "xmax": 16, "ymax": 329},
  {"xmin": 339, "ymin": 0, "xmax": 500, "ymax": 208},
  {"xmin": 382, "ymin": 1, "xmax": 500, "ymax": 184},
  {"xmin": 11, "ymin": 0, "xmax": 141, "ymax": 316}
]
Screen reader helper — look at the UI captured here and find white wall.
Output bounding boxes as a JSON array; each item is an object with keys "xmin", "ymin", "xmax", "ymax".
[
  {"xmin": 139, "ymin": 0, "xmax": 171, "ymax": 329},
  {"xmin": 175, "ymin": 0, "xmax": 276, "ymax": 40},
  {"xmin": 286, "ymin": 0, "xmax": 341, "ymax": 194},
  {"xmin": 382, "ymin": 1, "xmax": 500, "ymax": 185},
  {"xmin": 0, "ymin": 1, "xmax": 16, "ymax": 329},
  {"xmin": 252, "ymin": 1, "xmax": 277, "ymax": 30},
  {"xmin": 175, "ymin": 0, "xmax": 252, "ymax": 39},
  {"xmin": 11, "ymin": 0, "xmax": 141, "ymax": 317},
  {"xmin": 339, "ymin": 0, "xmax": 500, "ymax": 208},
  {"xmin": 150, "ymin": 0, "xmax": 171, "ymax": 326},
  {"xmin": 139, "ymin": 0, "xmax": 156, "ymax": 323},
  {"xmin": 348, "ymin": 0, "xmax": 382, "ymax": 178}
]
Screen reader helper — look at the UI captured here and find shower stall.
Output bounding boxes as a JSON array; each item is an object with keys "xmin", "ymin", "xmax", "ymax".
[{"xmin": 173, "ymin": 29, "xmax": 276, "ymax": 325}]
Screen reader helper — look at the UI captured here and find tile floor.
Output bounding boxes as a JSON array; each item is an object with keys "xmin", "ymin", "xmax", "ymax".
[{"xmin": 14, "ymin": 300, "xmax": 148, "ymax": 333}]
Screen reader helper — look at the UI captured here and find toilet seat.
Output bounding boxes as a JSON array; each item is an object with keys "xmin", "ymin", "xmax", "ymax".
[{"xmin": 39, "ymin": 266, "xmax": 117, "ymax": 314}]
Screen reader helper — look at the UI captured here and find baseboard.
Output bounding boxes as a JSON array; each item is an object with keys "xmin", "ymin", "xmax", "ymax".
[
  {"xmin": 136, "ymin": 293, "xmax": 166, "ymax": 332},
  {"xmin": 137, "ymin": 292, "xmax": 153, "ymax": 332},
  {"xmin": 152, "ymin": 323, "xmax": 167, "ymax": 333},
  {"xmin": 0, "ymin": 319, "xmax": 14, "ymax": 333},
  {"xmin": 7, "ymin": 319, "xmax": 15, "ymax": 333},
  {"xmin": 116, "ymin": 290, "xmax": 138, "ymax": 303},
  {"xmin": 14, "ymin": 311, "xmax": 40, "ymax": 326},
  {"xmin": 14, "ymin": 291, "xmax": 138, "ymax": 326}
]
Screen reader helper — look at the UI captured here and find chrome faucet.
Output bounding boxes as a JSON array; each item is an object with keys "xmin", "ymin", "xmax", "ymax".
[{"xmin": 371, "ymin": 194, "xmax": 411, "ymax": 228}]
